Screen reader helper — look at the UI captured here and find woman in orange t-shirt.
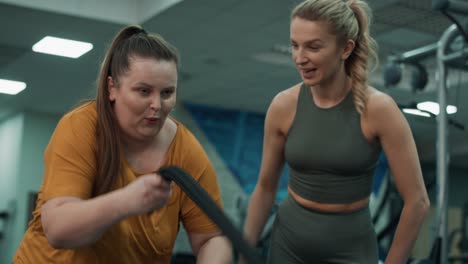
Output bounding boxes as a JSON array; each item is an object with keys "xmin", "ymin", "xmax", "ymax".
[{"xmin": 14, "ymin": 25, "xmax": 231, "ymax": 264}]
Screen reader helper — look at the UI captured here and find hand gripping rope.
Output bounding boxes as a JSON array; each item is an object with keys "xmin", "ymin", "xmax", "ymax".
[{"xmin": 158, "ymin": 166, "xmax": 262, "ymax": 264}]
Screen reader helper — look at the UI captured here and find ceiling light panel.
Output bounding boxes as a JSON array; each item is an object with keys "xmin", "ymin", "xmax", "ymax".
[
  {"xmin": 0, "ymin": 79, "xmax": 27, "ymax": 95},
  {"xmin": 32, "ymin": 36, "xmax": 93, "ymax": 58}
]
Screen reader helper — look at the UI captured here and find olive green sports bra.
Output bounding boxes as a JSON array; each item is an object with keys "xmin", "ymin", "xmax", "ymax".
[{"xmin": 284, "ymin": 84, "xmax": 381, "ymax": 204}]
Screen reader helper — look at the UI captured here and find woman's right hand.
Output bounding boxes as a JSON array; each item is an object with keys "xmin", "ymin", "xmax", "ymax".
[
  {"xmin": 40, "ymin": 173, "xmax": 172, "ymax": 248},
  {"xmin": 119, "ymin": 173, "xmax": 172, "ymax": 216}
]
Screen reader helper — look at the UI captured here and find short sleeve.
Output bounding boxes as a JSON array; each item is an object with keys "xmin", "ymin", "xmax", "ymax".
[
  {"xmin": 42, "ymin": 104, "xmax": 98, "ymax": 200},
  {"xmin": 174, "ymin": 126, "xmax": 223, "ymax": 234},
  {"xmin": 181, "ymin": 161, "xmax": 223, "ymax": 233}
]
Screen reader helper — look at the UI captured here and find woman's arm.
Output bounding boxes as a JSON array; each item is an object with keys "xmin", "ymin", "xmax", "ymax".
[
  {"xmin": 188, "ymin": 232, "xmax": 232, "ymax": 263},
  {"xmin": 243, "ymin": 90, "xmax": 293, "ymax": 246},
  {"xmin": 41, "ymin": 173, "xmax": 171, "ymax": 248},
  {"xmin": 367, "ymin": 91, "xmax": 430, "ymax": 264}
]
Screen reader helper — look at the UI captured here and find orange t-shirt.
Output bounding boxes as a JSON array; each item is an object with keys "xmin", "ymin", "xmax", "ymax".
[{"xmin": 14, "ymin": 102, "xmax": 223, "ymax": 264}]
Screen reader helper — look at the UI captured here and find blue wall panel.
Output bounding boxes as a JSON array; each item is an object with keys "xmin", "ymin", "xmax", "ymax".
[{"xmin": 186, "ymin": 103, "xmax": 289, "ymax": 201}]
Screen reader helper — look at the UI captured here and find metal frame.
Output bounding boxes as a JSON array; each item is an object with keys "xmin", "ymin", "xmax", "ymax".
[
  {"xmin": 385, "ymin": 1, "xmax": 468, "ymax": 260},
  {"xmin": 436, "ymin": 23, "xmax": 459, "ymax": 264},
  {"xmin": 387, "ymin": 40, "xmax": 468, "ymax": 71},
  {"xmin": 387, "ymin": 43, "xmax": 438, "ymax": 64}
]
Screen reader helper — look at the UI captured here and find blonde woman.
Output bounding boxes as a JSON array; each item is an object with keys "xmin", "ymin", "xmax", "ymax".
[{"xmin": 243, "ymin": 0, "xmax": 429, "ymax": 263}]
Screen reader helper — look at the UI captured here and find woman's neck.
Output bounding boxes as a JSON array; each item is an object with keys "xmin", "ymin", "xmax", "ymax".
[
  {"xmin": 311, "ymin": 67, "xmax": 351, "ymax": 105},
  {"xmin": 120, "ymin": 119, "xmax": 178, "ymax": 174},
  {"xmin": 121, "ymin": 122, "xmax": 169, "ymax": 156}
]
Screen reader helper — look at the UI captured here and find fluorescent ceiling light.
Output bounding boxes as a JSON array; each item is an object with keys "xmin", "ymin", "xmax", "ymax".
[
  {"xmin": 32, "ymin": 36, "xmax": 93, "ymax": 58},
  {"xmin": 417, "ymin": 101, "xmax": 457, "ymax": 115},
  {"xmin": 402, "ymin": 108, "xmax": 431, "ymax": 117},
  {"xmin": 0, "ymin": 79, "xmax": 27, "ymax": 95}
]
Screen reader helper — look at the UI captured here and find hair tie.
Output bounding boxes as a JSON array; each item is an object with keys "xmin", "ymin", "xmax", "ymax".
[{"xmin": 139, "ymin": 28, "xmax": 148, "ymax": 35}]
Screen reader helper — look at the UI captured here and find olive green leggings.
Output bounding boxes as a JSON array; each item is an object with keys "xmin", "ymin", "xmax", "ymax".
[{"xmin": 267, "ymin": 195, "xmax": 378, "ymax": 264}]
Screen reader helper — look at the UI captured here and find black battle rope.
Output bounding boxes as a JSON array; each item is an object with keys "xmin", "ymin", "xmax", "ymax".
[{"xmin": 158, "ymin": 166, "xmax": 262, "ymax": 264}]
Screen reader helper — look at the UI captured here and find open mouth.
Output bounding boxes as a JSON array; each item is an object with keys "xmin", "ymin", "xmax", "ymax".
[{"xmin": 302, "ymin": 68, "xmax": 317, "ymax": 78}]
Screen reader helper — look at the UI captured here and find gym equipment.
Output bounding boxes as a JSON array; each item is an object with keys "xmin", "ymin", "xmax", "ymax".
[
  {"xmin": 383, "ymin": 62, "xmax": 402, "ymax": 87},
  {"xmin": 158, "ymin": 166, "xmax": 262, "ymax": 264},
  {"xmin": 383, "ymin": 62, "xmax": 428, "ymax": 91},
  {"xmin": 383, "ymin": 1, "xmax": 468, "ymax": 262}
]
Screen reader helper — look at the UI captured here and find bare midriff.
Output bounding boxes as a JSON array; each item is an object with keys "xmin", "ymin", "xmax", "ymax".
[{"xmin": 288, "ymin": 186, "xmax": 369, "ymax": 213}]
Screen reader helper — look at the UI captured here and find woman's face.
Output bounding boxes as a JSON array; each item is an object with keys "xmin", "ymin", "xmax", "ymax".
[
  {"xmin": 108, "ymin": 56, "xmax": 177, "ymax": 142},
  {"xmin": 290, "ymin": 17, "xmax": 352, "ymax": 87}
]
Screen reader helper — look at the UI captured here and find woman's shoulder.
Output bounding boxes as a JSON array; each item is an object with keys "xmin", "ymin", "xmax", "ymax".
[
  {"xmin": 268, "ymin": 83, "xmax": 302, "ymax": 115},
  {"xmin": 169, "ymin": 118, "xmax": 205, "ymax": 158},
  {"xmin": 365, "ymin": 87, "xmax": 398, "ymax": 113},
  {"xmin": 364, "ymin": 87, "xmax": 403, "ymax": 128},
  {"xmin": 170, "ymin": 119, "xmax": 195, "ymax": 143},
  {"xmin": 45, "ymin": 101, "xmax": 97, "ymax": 159},
  {"xmin": 167, "ymin": 118, "xmax": 212, "ymax": 178},
  {"xmin": 55, "ymin": 101, "xmax": 97, "ymax": 137},
  {"xmin": 62, "ymin": 101, "xmax": 97, "ymax": 123}
]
